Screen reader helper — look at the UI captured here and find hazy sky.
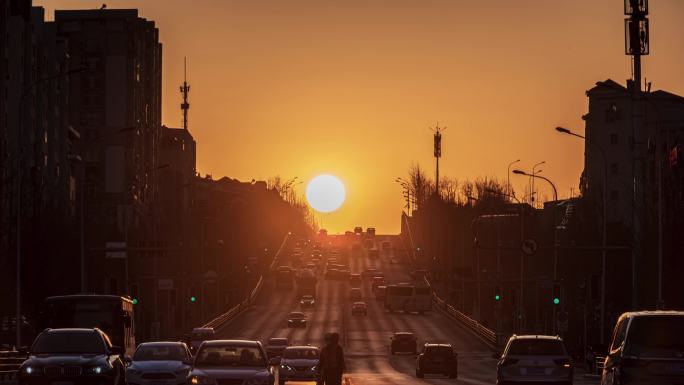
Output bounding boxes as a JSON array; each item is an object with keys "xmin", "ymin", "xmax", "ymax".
[{"xmin": 37, "ymin": 0, "xmax": 684, "ymax": 233}]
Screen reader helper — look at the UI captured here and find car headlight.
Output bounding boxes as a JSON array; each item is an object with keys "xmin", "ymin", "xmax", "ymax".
[
  {"xmin": 22, "ymin": 366, "xmax": 40, "ymax": 375},
  {"xmin": 309, "ymin": 365, "xmax": 317, "ymax": 372},
  {"xmin": 244, "ymin": 376, "xmax": 269, "ymax": 385},
  {"xmin": 86, "ymin": 365, "xmax": 108, "ymax": 375},
  {"xmin": 280, "ymin": 365, "xmax": 294, "ymax": 371},
  {"xmin": 190, "ymin": 376, "xmax": 217, "ymax": 385}
]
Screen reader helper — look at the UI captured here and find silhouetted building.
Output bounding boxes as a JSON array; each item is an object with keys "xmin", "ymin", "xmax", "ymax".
[
  {"xmin": 55, "ymin": 9, "xmax": 163, "ymax": 300},
  {"xmin": 582, "ymin": 79, "xmax": 684, "ymax": 309}
]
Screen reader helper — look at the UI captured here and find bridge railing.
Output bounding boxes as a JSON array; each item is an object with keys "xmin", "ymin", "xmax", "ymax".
[
  {"xmin": 0, "ymin": 351, "xmax": 27, "ymax": 383},
  {"xmin": 426, "ymin": 277, "xmax": 498, "ymax": 348},
  {"xmin": 200, "ymin": 234, "xmax": 290, "ymax": 330}
]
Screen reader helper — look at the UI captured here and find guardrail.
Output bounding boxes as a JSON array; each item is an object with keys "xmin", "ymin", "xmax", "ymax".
[
  {"xmin": 0, "ymin": 351, "xmax": 27, "ymax": 383},
  {"xmin": 425, "ymin": 277, "xmax": 498, "ymax": 348},
  {"xmin": 201, "ymin": 234, "xmax": 290, "ymax": 330}
]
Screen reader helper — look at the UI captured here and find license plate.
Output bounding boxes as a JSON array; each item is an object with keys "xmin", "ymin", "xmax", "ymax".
[{"xmin": 527, "ymin": 367, "xmax": 545, "ymax": 375}]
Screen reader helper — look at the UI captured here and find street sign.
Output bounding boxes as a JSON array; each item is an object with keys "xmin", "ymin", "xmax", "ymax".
[
  {"xmin": 105, "ymin": 242, "xmax": 126, "ymax": 259},
  {"xmin": 521, "ymin": 239, "xmax": 538, "ymax": 256}
]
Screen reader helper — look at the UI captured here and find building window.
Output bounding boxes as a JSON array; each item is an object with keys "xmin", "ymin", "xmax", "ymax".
[
  {"xmin": 611, "ymin": 133, "xmax": 619, "ymax": 145},
  {"xmin": 606, "ymin": 104, "xmax": 621, "ymax": 122},
  {"xmin": 611, "ymin": 190, "xmax": 619, "ymax": 202},
  {"xmin": 611, "ymin": 163, "xmax": 619, "ymax": 175}
]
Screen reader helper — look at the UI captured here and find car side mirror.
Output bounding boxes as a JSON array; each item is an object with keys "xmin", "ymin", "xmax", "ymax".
[{"xmin": 269, "ymin": 357, "xmax": 281, "ymax": 366}]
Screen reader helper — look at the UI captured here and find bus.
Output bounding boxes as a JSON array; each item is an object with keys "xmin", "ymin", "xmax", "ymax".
[
  {"xmin": 384, "ymin": 284, "xmax": 432, "ymax": 314},
  {"xmin": 40, "ymin": 295, "xmax": 135, "ymax": 356}
]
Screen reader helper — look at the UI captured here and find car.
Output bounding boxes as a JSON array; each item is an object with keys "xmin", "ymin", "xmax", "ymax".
[
  {"xmin": 276, "ymin": 346, "xmax": 320, "ymax": 385},
  {"xmin": 299, "ymin": 295, "xmax": 315, "ymax": 308},
  {"xmin": 337, "ymin": 269, "xmax": 351, "ymax": 280},
  {"xmin": 391, "ymin": 332, "xmax": 417, "ymax": 355},
  {"xmin": 351, "ymin": 302, "xmax": 368, "ymax": 316},
  {"xmin": 354, "ymin": 226, "xmax": 363, "ymax": 235},
  {"xmin": 18, "ymin": 328, "xmax": 126, "ymax": 385},
  {"xmin": 362, "ymin": 268, "xmax": 379, "ymax": 278},
  {"xmin": 375, "ymin": 285, "xmax": 387, "ymax": 300},
  {"xmin": 368, "ymin": 249, "xmax": 379, "ymax": 259},
  {"xmin": 265, "ymin": 337, "xmax": 290, "ymax": 358},
  {"xmin": 325, "ymin": 268, "xmax": 339, "ymax": 279},
  {"xmin": 602, "ymin": 311, "xmax": 684, "ymax": 385},
  {"xmin": 189, "ymin": 327, "xmax": 216, "ymax": 355},
  {"xmin": 371, "ymin": 276, "xmax": 385, "ymax": 291},
  {"xmin": 349, "ymin": 288, "xmax": 362, "ymax": 301},
  {"xmin": 287, "ymin": 312, "xmax": 307, "ymax": 328},
  {"xmin": 366, "ymin": 227, "xmax": 376, "ymax": 236},
  {"xmin": 189, "ymin": 340, "xmax": 274, "ymax": 385},
  {"xmin": 496, "ymin": 335, "xmax": 573, "ymax": 385},
  {"xmin": 126, "ymin": 342, "xmax": 192, "ymax": 385},
  {"xmin": 416, "ymin": 343, "xmax": 457, "ymax": 378},
  {"xmin": 349, "ymin": 274, "xmax": 362, "ymax": 286},
  {"xmin": 305, "ymin": 262, "xmax": 316, "ymax": 270}
]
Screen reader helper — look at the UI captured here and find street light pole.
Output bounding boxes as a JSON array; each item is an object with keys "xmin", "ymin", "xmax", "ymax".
[
  {"xmin": 556, "ymin": 126, "xmax": 608, "ymax": 342},
  {"xmin": 532, "ymin": 161, "xmax": 546, "ymax": 208},
  {"xmin": 507, "ymin": 159, "xmax": 521, "ymax": 197}
]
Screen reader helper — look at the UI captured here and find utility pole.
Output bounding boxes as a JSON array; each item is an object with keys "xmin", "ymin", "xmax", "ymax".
[
  {"xmin": 432, "ymin": 125, "xmax": 444, "ymax": 196},
  {"xmin": 181, "ymin": 57, "xmax": 190, "ymax": 131},
  {"xmin": 625, "ymin": 0, "xmax": 648, "ymax": 309}
]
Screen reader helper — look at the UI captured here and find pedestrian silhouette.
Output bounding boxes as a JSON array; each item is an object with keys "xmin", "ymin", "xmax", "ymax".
[{"xmin": 317, "ymin": 332, "xmax": 345, "ymax": 385}]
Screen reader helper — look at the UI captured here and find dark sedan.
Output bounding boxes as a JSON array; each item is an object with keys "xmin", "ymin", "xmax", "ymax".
[
  {"xmin": 19, "ymin": 328, "xmax": 125, "ymax": 385},
  {"xmin": 390, "ymin": 332, "xmax": 417, "ymax": 355}
]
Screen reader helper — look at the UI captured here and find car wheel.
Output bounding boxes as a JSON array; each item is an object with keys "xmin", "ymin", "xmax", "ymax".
[{"xmin": 416, "ymin": 370, "xmax": 424, "ymax": 378}]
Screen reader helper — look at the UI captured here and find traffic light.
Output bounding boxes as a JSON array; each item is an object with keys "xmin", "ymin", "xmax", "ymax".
[
  {"xmin": 494, "ymin": 286, "xmax": 501, "ymax": 302},
  {"xmin": 552, "ymin": 283, "xmax": 561, "ymax": 305},
  {"xmin": 132, "ymin": 298, "xmax": 139, "ymax": 305},
  {"xmin": 190, "ymin": 296, "xmax": 197, "ymax": 303}
]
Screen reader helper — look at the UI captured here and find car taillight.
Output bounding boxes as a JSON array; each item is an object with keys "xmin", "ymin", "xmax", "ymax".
[
  {"xmin": 553, "ymin": 359, "xmax": 572, "ymax": 368},
  {"xmin": 501, "ymin": 358, "xmax": 518, "ymax": 366}
]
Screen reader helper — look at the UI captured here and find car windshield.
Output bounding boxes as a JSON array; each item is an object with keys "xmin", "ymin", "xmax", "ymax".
[
  {"xmin": 508, "ymin": 339, "xmax": 565, "ymax": 356},
  {"xmin": 32, "ymin": 331, "xmax": 104, "ymax": 354},
  {"xmin": 195, "ymin": 345, "xmax": 266, "ymax": 367},
  {"xmin": 269, "ymin": 339, "xmax": 288, "ymax": 346},
  {"xmin": 283, "ymin": 348, "xmax": 319, "ymax": 359},
  {"xmin": 396, "ymin": 334, "xmax": 414, "ymax": 339},
  {"xmin": 625, "ymin": 316, "xmax": 684, "ymax": 355},
  {"xmin": 426, "ymin": 346, "xmax": 453, "ymax": 356},
  {"xmin": 289, "ymin": 313, "xmax": 304, "ymax": 319},
  {"xmin": 302, "ymin": 296, "xmax": 313, "ymax": 301},
  {"xmin": 134, "ymin": 345, "xmax": 188, "ymax": 361}
]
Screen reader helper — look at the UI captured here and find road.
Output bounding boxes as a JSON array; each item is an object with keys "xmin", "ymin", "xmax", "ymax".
[{"xmin": 216, "ymin": 236, "xmax": 595, "ymax": 385}]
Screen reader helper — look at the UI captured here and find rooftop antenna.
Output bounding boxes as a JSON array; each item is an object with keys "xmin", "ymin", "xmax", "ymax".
[{"xmin": 180, "ymin": 57, "xmax": 190, "ymax": 131}]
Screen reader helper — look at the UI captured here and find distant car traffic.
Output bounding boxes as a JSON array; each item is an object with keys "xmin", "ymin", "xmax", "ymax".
[
  {"xmin": 366, "ymin": 227, "xmax": 376, "ymax": 236},
  {"xmin": 362, "ymin": 269, "xmax": 379, "ymax": 278},
  {"xmin": 189, "ymin": 327, "xmax": 216, "ymax": 355},
  {"xmin": 391, "ymin": 332, "xmax": 417, "ymax": 355},
  {"xmin": 602, "ymin": 311, "xmax": 684, "ymax": 385},
  {"xmin": 375, "ymin": 286, "xmax": 387, "ymax": 301},
  {"xmin": 416, "ymin": 343, "xmax": 457, "ymax": 379},
  {"xmin": 496, "ymin": 335, "xmax": 572, "ymax": 385},
  {"xmin": 349, "ymin": 273, "xmax": 362, "ymax": 286},
  {"xmin": 299, "ymin": 295, "xmax": 315, "ymax": 308},
  {"xmin": 371, "ymin": 277, "xmax": 385, "ymax": 292},
  {"xmin": 351, "ymin": 302, "xmax": 368, "ymax": 316},
  {"xmin": 354, "ymin": 227, "xmax": 363, "ymax": 235},
  {"xmin": 265, "ymin": 337, "xmax": 290, "ymax": 358},
  {"xmin": 381, "ymin": 241, "xmax": 392, "ymax": 251},
  {"xmin": 277, "ymin": 346, "xmax": 320, "ymax": 385},
  {"xmin": 287, "ymin": 312, "xmax": 307, "ymax": 328},
  {"xmin": 363, "ymin": 239, "xmax": 373, "ymax": 249},
  {"xmin": 126, "ymin": 342, "xmax": 192, "ymax": 385},
  {"xmin": 19, "ymin": 328, "xmax": 126, "ymax": 385},
  {"xmin": 189, "ymin": 340, "xmax": 274, "ymax": 385}
]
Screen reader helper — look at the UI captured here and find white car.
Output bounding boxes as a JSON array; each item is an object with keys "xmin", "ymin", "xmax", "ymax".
[
  {"xmin": 277, "ymin": 346, "xmax": 320, "ymax": 385},
  {"xmin": 189, "ymin": 340, "xmax": 274, "ymax": 385},
  {"xmin": 126, "ymin": 342, "xmax": 192, "ymax": 385}
]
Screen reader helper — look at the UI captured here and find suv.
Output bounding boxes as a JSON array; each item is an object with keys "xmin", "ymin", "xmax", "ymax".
[
  {"xmin": 391, "ymin": 332, "xmax": 417, "ymax": 355},
  {"xmin": 189, "ymin": 340, "xmax": 274, "ymax": 385},
  {"xmin": 19, "ymin": 328, "xmax": 126, "ymax": 385},
  {"xmin": 496, "ymin": 335, "xmax": 573, "ymax": 385},
  {"xmin": 265, "ymin": 337, "xmax": 289, "ymax": 358},
  {"xmin": 416, "ymin": 343, "xmax": 457, "ymax": 378},
  {"xmin": 277, "ymin": 346, "xmax": 320, "ymax": 385},
  {"xmin": 602, "ymin": 311, "xmax": 684, "ymax": 385}
]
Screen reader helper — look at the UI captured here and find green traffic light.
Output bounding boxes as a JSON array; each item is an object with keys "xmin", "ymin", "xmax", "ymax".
[
  {"xmin": 495, "ymin": 294, "xmax": 501, "ymax": 301},
  {"xmin": 190, "ymin": 296, "xmax": 197, "ymax": 303},
  {"xmin": 132, "ymin": 298, "xmax": 138, "ymax": 305},
  {"xmin": 553, "ymin": 298, "xmax": 560, "ymax": 305}
]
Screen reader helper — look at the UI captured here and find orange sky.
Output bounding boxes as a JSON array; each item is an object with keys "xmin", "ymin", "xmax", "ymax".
[{"xmin": 37, "ymin": 0, "xmax": 684, "ymax": 234}]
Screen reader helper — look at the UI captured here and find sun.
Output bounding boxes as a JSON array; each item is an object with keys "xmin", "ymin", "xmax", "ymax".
[{"xmin": 305, "ymin": 175, "xmax": 346, "ymax": 213}]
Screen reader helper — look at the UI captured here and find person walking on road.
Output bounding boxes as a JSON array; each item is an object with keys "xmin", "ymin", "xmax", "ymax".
[{"xmin": 318, "ymin": 332, "xmax": 346, "ymax": 385}]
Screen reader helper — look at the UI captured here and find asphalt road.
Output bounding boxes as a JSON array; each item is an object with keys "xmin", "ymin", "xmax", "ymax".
[{"xmin": 216, "ymin": 236, "xmax": 595, "ymax": 385}]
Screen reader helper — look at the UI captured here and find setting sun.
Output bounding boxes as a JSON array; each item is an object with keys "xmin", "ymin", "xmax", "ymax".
[{"xmin": 305, "ymin": 174, "xmax": 346, "ymax": 213}]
